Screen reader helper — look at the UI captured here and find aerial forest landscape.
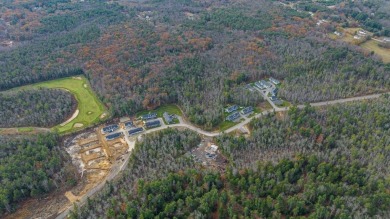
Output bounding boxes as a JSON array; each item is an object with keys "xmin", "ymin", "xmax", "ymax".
[{"xmin": 0, "ymin": 0, "xmax": 389, "ymax": 218}]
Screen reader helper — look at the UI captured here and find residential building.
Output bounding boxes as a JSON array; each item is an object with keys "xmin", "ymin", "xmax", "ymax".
[
  {"xmin": 141, "ymin": 112, "xmax": 157, "ymax": 121},
  {"xmin": 124, "ymin": 121, "xmax": 134, "ymax": 129},
  {"xmin": 260, "ymin": 80, "xmax": 272, "ymax": 88},
  {"xmin": 105, "ymin": 132, "xmax": 122, "ymax": 141},
  {"xmin": 255, "ymin": 81, "xmax": 264, "ymax": 89},
  {"xmin": 358, "ymin": 30, "xmax": 367, "ymax": 36},
  {"xmin": 226, "ymin": 112, "xmax": 240, "ymax": 121},
  {"xmin": 241, "ymin": 106, "xmax": 254, "ymax": 115},
  {"xmin": 128, "ymin": 127, "xmax": 144, "ymax": 135},
  {"xmin": 163, "ymin": 112, "xmax": 173, "ymax": 124},
  {"xmin": 225, "ymin": 105, "xmax": 238, "ymax": 113},
  {"xmin": 271, "ymin": 88, "xmax": 278, "ymax": 96},
  {"xmin": 101, "ymin": 124, "xmax": 119, "ymax": 134},
  {"xmin": 269, "ymin": 77, "xmax": 280, "ymax": 85},
  {"xmin": 144, "ymin": 119, "xmax": 161, "ymax": 129},
  {"xmin": 270, "ymin": 96, "xmax": 277, "ymax": 101}
]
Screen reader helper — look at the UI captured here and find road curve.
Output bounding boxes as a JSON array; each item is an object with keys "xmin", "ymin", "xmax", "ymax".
[{"xmin": 55, "ymin": 91, "xmax": 388, "ymax": 219}]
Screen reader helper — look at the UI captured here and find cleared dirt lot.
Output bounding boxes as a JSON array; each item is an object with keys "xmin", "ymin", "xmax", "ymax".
[{"xmin": 188, "ymin": 137, "xmax": 228, "ymax": 172}]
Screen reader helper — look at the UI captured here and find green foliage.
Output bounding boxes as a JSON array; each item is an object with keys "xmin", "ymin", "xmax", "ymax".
[
  {"xmin": 38, "ymin": 3, "xmax": 126, "ymax": 33},
  {"xmin": 74, "ymin": 157, "xmax": 390, "ymax": 218},
  {"xmin": 0, "ymin": 133, "xmax": 75, "ymax": 214},
  {"xmin": 0, "ymin": 26, "xmax": 100, "ymax": 90},
  {"xmin": 204, "ymin": 8, "xmax": 272, "ymax": 31}
]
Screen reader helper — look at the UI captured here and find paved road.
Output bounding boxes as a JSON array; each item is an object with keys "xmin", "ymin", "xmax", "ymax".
[
  {"xmin": 300, "ymin": 93, "xmax": 387, "ymax": 108},
  {"xmin": 55, "ymin": 91, "xmax": 388, "ymax": 219}
]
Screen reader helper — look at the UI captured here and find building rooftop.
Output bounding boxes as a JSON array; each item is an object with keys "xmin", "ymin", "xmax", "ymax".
[
  {"xmin": 269, "ymin": 77, "xmax": 280, "ymax": 85},
  {"xmin": 226, "ymin": 112, "xmax": 240, "ymax": 121},
  {"xmin": 145, "ymin": 119, "xmax": 161, "ymax": 128},
  {"xmin": 102, "ymin": 124, "xmax": 119, "ymax": 133},
  {"xmin": 124, "ymin": 121, "xmax": 134, "ymax": 128},
  {"xmin": 241, "ymin": 106, "xmax": 254, "ymax": 115},
  {"xmin": 163, "ymin": 112, "xmax": 173, "ymax": 124},
  {"xmin": 141, "ymin": 112, "xmax": 157, "ymax": 120},
  {"xmin": 225, "ymin": 105, "xmax": 238, "ymax": 113},
  {"xmin": 128, "ymin": 127, "xmax": 143, "ymax": 135},
  {"xmin": 105, "ymin": 132, "xmax": 122, "ymax": 141},
  {"xmin": 254, "ymin": 82, "xmax": 263, "ymax": 89}
]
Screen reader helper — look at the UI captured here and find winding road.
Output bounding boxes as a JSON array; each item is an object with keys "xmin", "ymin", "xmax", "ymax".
[{"xmin": 54, "ymin": 91, "xmax": 389, "ymax": 218}]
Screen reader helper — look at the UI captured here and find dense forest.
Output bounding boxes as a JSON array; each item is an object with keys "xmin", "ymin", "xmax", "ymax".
[
  {"xmin": 0, "ymin": 133, "xmax": 77, "ymax": 214},
  {"xmin": 70, "ymin": 96, "xmax": 390, "ymax": 218},
  {"xmin": 0, "ymin": 0, "xmax": 389, "ymax": 128},
  {"xmin": 0, "ymin": 88, "xmax": 76, "ymax": 128},
  {"xmin": 1, "ymin": 0, "xmax": 390, "ymax": 217},
  {"xmin": 0, "ymin": 1, "xmax": 128, "ymax": 90},
  {"xmin": 74, "ymin": 158, "xmax": 389, "ymax": 218}
]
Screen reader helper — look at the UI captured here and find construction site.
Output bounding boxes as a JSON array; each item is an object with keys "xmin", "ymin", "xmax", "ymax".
[
  {"xmin": 189, "ymin": 137, "xmax": 228, "ymax": 172},
  {"xmin": 64, "ymin": 126, "xmax": 129, "ymax": 203}
]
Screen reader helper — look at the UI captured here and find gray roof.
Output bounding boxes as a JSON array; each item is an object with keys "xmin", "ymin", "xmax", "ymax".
[
  {"xmin": 102, "ymin": 124, "xmax": 119, "ymax": 133},
  {"xmin": 225, "ymin": 105, "xmax": 238, "ymax": 113},
  {"xmin": 241, "ymin": 106, "xmax": 254, "ymax": 114},
  {"xmin": 106, "ymin": 132, "xmax": 122, "ymax": 140},
  {"xmin": 163, "ymin": 112, "xmax": 173, "ymax": 123},
  {"xmin": 226, "ymin": 112, "xmax": 240, "ymax": 121},
  {"xmin": 145, "ymin": 119, "xmax": 161, "ymax": 127},
  {"xmin": 141, "ymin": 113, "xmax": 157, "ymax": 120}
]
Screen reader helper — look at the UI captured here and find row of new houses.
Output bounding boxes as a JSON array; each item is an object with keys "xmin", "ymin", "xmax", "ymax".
[
  {"xmin": 225, "ymin": 106, "xmax": 254, "ymax": 121},
  {"xmin": 102, "ymin": 111, "xmax": 168, "ymax": 135},
  {"xmin": 142, "ymin": 112, "xmax": 175, "ymax": 124},
  {"xmin": 104, "ymin": 119, "xmax": 163, "ymax": 141}
]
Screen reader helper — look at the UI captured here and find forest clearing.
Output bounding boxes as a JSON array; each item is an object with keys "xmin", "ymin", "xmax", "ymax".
[
  {"xmin": 361, "ymin": 40, "xmax": 390, "ymax": 63},
  {"xmin": 333, "ymin": 27, "xmax": 390, "ymax": 63},
  {"xmin": 13, "ymin": 76, "xmax": 108, "ymax": 134},
  {"xmin": 135, "ymin": 104, "xmax": 183, "ymax": 118}
]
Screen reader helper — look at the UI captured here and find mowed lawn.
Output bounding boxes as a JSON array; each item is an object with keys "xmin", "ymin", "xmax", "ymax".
[
  {"xmin": 16, "ymin": 76, "xmax": 108, "ymax": 134},
  {"xmin": 360, "ymin": 40, "xmax": 390, "ymax": 63}
]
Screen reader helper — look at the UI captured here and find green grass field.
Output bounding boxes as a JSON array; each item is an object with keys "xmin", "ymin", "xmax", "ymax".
[
  {"xmin": 218, "ymin": 120, "xmax": 237, "ymax": 131},
  {"xmin": 14, "ymin": 76, "xmax": 108, "ymax": 134},
  {"xmin": 360, "ymin": 40, "xmax": 390, "ymax": 63}
]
